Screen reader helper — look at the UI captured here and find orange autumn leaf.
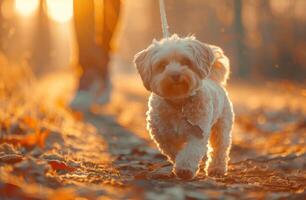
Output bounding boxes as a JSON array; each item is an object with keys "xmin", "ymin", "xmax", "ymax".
[
  {"xmin": 0, "ymin": 130, "xmax": 49, "ymax": 149},
  {"xmin": 48, "ymin": 160, "xmax": 76, "ymax": 172},
  {"xmin": 0, "ymin": 183, "xmax": 22, "ymax": 197},
  {"xmin": 20, "ymin": 133, "xmax": 38, "ymax": 147},
  {"xmin": 19, "ymin": 130, "xmax": 49, "ymax": 148},
  {"xmin": 71, "ymin": 111, "xmax": 83, "ymax": 121},
  {"xmin": 22, "ymin": 116, "xmax": 39, "ymax": 129},
  {"xmin": 38, "ymin": 130, "xmax": 50, "ymax": 148}
]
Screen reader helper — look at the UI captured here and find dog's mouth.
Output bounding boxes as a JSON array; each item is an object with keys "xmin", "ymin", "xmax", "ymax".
[{"xmin": 159, "ymin": 75, "xmax": 193, "ymax": 98}]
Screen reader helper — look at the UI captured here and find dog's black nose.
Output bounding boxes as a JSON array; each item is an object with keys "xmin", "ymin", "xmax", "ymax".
[{"xmin": 171, "ymin": 74, "xmax": 181, "ymax": 82}]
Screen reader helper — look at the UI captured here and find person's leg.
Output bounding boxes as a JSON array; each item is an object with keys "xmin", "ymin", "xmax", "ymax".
[
  {"xmin": 71, "ymin": 0, "xmax": 121, "ymax": 109},
  {"xmin": 73, "ymin": 0, "xmax": 101, "ymax": 90},
  {"xmin": 73, "ymin": 0, "xmax": 95, "ymax": 46},
  {"xmin": 94, "ymin": 0, "xmax": 121, "ymax": 103},
  {"xmin": 72, "ymin": 0, "xmax": 104, "ymax": 110},
  {"xmin": 99, "ymin": 0, "xmax": 121, "ymax": 76},
  {"xmin": 101, "ymin": 0, "xmax": 121, "ymax": 53}
]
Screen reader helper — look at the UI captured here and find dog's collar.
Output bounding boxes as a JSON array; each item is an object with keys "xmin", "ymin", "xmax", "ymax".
[
  {"xmin": 162, "ymin": 91, "xmax": 203, "ymax": 139},
  {"xmin": 163, "ymin": 91, "xmax": 197, "ymax": 108}
]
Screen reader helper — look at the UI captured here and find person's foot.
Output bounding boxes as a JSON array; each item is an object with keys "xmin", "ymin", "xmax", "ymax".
[
  {"xmin": 93, "ymin": 77, "xmax": 112, "ymax": 105},
  {"xmin": 69, "ymin": 89, "xmax": 94, "ymax": 112},
  {"xmin": 71, "ymin": 46, "xmax": 111, "ymax": 111},
  {"xmin": 70, "ymin": 77, "xmax": 112, "ymax": 112}
]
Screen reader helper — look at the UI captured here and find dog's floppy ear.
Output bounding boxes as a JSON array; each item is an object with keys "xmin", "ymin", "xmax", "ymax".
[
  {"xmin": 187, "ymin": 39, "xmax": 214, "ymax": 79},
  {"xmin": 134, "ymin": 48, "xmax": 152, "ymax": 91},
  {"xmin": 208, "ymin": 45, "xmax": 230, "ymax": 85}
]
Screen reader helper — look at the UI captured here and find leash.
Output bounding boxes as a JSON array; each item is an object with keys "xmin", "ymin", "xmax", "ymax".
[
  {"xmin": 159, "ymin": 0, "xmax": 170, "ymax": 38},
  {"xmin": 158, "ymin": 0, "xmax": 215, "ymax": 75},
  {"xmin": 157, "ymin": 1, "xmax": 209, "ymax": 139}
]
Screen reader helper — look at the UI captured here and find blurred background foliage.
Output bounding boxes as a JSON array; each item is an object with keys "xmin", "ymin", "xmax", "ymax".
[
  {"xmin": 0, "ymin": 0, "xmax": 306, "ymax": 81},
  {"xmin": 119, "ymin": 0, "xmax": 306, "ymax": 81}
]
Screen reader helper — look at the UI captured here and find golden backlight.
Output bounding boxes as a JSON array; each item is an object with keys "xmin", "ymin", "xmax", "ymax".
[
  {"xmin": 14, "ymin": 0, "xmax": 73, "ymax": 23},
  {"xmin": 15, "ymin": 0, "xmax": 39, "ymax": 17},
  {"xmin": 46, "ymin": 0, "xmax": 73, "ymax": 23}
]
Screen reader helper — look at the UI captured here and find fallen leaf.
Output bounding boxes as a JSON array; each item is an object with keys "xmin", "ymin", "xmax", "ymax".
[
  {"xmin": 19, "ymin": 130, "xmax": 49, "ymax": 148},
  {"xmin": 48, "ymin": 160, "xmax": 76, "ymax": 172},
  {"xmin": 0, "ymin": 183, "xmax": 23, "ymax": 197},
  {"xmin": 22, "ymin": 116, "xmax": 38, "ymax": 129},
  {"xmin": 0, "ymin": 130, "xmax": 49, "ymax": 149},
  {"xmin": 0, "ymin": 154, "xmax": 23, "ymax": 164}
]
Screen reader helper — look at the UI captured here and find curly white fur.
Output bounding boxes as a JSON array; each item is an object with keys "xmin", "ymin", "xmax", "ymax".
[{"xmin": 134, "ymin": 35, "xmax": 234, "ymax": 179}]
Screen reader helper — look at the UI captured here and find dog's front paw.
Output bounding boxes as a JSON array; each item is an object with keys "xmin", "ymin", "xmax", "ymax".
[
  {"xmin": 173, "ymin": 167, "xmax": 195, "ymax": 180},
  {"xmin": 173, "ymin": 151, "xmax": 199, "ymax": 180},
  {"xmin": 207, "ymin": 167, "xmax": 226, "ymax": 178},
  {"xmin": 173, "ymin": 160, "xmax": 198, "ymax": 180}
]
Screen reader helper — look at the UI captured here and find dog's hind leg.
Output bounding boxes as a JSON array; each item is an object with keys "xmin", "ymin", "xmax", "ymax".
[{"xmin": 206, "ymin": 111, "xmax": 233, "ymax": 177}]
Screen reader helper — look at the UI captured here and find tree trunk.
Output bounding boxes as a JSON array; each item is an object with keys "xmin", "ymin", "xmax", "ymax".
[
  {"xmin": 0, "ymin": 0, "xmax": 4, "ymax": 52},
  {"xmin": 233, "ymin": 0, "xmax": 248, "ymax": 77}
]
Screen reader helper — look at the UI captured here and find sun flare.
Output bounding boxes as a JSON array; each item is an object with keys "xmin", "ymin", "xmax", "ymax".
[
  {"xmin": 46, "ymin": 0, "xmax": 73, "ymax": 23},
  {"xmin": 15, "ymin": 0, "xmax": 39, "ymax": 17}
]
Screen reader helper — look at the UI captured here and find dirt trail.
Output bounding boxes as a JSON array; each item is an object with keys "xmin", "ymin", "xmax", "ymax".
[{"xmin": 1, "ymin": 67, "xmax": 306, "ymax": 199}]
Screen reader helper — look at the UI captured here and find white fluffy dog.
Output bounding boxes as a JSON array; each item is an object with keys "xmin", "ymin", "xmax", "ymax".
[{"xmin": 134, "ymin": 35, "xmax": 234, "ymax": 180}]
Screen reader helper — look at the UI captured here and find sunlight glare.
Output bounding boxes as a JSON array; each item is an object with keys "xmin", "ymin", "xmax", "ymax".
[
  {"xmin": 15, "ymin": 0, "xmax": 39, "ymax": 17},
  {"xmin": 46, "ymin": 0, "xmax": 73, "ymax": 23}
]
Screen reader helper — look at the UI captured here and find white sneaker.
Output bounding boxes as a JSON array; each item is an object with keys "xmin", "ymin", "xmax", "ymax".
[
  {"xmin": 70, "ymin": 78, "xmax": 112, "ymax": 111},
  {"xmin": 69, "ymin": 90, "xmax": 94, "ymax": 112},
  {"xmin": 93, "ymin": 78, "xmax": 112, "ymax": 105}
]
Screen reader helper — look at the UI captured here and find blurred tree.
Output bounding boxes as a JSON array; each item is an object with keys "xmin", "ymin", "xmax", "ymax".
[
  {"xmin": 233, "ymin": 0, "xmax": 248, "ymax": 77},
  {"xmin": 257, "ymin": 0, "xmax": 274, "ymax": 76},
  {"xmin": 0, "ymin": 0, "xmax": 4, "ymax": 53},
  {"xmin": 252, "ymin": 0, "xmax": 306, "ymax": 80}
]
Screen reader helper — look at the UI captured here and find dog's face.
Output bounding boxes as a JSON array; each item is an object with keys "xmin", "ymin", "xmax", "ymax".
[{"xmin": 134, "ymin": 35, "xmax": 214, "ymax": 99}]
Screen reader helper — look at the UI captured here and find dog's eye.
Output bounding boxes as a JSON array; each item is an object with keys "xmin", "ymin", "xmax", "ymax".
[
  {"xmin": 180, "ymin": 58, "xmax": 192, "ymax": 67},
  {"xmin": 154, "ymin": 61, "xmax": 168, "ymax": 73}
]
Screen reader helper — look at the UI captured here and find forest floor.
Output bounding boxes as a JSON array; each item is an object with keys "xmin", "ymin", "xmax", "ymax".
[{"xmin": 0, "ymin": 56, "xmax": 306, "ymax": 199}]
